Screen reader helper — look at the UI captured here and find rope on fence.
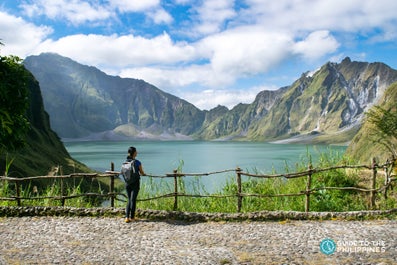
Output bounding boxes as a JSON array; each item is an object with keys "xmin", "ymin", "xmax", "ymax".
[
  {"xmin": 166, "ymin": 169, "xmax": 236, "ymax": 177},
  {"xmin": 0, "ymin": 173, "xmax": 114, "ymax": 181},
  {"xmin": 240, "ymin": 164, "xmax": 377, "ymax": 179},
  {"xmin": 240, "ymin": 192, "xmax": 306, "ymax": 198},
  {"xmin": 137, "ymin": 193, "xmax": 236, "ymax": 202},
  {"xmin": 1, "ymin": 158, "xmax": 395, "ymax": 212},
  {"xmin": 0, "ymin": 192, "xmax": 126, "ymax": 201}
]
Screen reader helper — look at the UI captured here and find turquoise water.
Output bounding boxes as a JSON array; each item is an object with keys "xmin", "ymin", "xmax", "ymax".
[{"xmin": 64, "ymin": 141, "xmax": 346, "ymax": 192}]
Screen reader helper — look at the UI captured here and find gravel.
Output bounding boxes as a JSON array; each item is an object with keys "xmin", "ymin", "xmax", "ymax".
[{"xmin": 0, "ymin": 216, "xmax": 396, "ymax": 264}]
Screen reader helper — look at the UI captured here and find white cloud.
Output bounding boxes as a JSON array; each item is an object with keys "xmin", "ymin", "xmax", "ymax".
[
  {"xmin": 20, "ymin": 0, "xmax": 167, "ymax": 26},
  {"xmin": 119, "ymin": 64, "xmax": 212, "ymax": 89},
  {"xmin": 0, "ymin": 11, "xmax": 52, "ymax": 56},
  {"xmin": 242, "ymin": 0, "xmax": 397, "ymax": 33},
  {"xmin": 116, "ymin": 27, "xmax": 295, "ymax": 90},
  {"xmin": 368, "ymin": 24, "xmax": 397, "ymax": 43},
  {"xmin": 193, "ymin": 0, "xmax": 236, "ymax": 35},
  {"xmin": 292, "ymin": 31, "xmax": 340, "ymax": 61},
  {"xmin": 118, "ymin": 64, "xmax": 277, "ymax": 110},
  {"xmin": 120, "ymin": 65, "xmax": 266, "ymax": 110},
  {"xmin": 33, "ymin": 32, "xmax": 197, "ymax": 68},
  {"xmin": 20, "ymin": 0, "xmax": 112, "ymax": 25},
  {"xmin": 148, "ymin": 8, "xmax": 173, "ymax": 24},
  {"xmin": 180, "ymin": 85, "xmax": 271, "ymax": 110},
  {"xmin": 174, "ymin": 0, "xmax": 192, "ymax": 4},
  {"xmin": 109, "ymin": 0, "xmax": 160, "ymax": 12},
  {"xmin": 2, "ymin": 0, "xmax": 397, "ymax": 110},
  {"xmin": 198, "ymin": 27, "xmax": 293, "ymax": 81}
]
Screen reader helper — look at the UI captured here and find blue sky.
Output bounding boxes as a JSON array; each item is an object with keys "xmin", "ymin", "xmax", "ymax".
[{"xmin": 1, "ymin": 0, "xmax": 397, "ymax": 110}]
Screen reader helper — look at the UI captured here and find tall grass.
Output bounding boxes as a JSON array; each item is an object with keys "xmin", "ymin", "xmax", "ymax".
[
  {"xmin": 1, "ymin": 148, "xmax": 395, "ymax": 212},
  {"xmin": 0, "ymin": 177, "xmax": 103, "ymax": 207},
  {"xmin": 135, "ymin": 147, "xmax": 374, "ymax": 212}
]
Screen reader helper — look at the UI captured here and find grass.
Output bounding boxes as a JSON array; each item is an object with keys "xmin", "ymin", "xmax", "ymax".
[
  {"xmin": 1, "ymin": 149, "xmax": 396, "ymax": 213},
  {"xmin": 0, "ymin": 177, "xmax": 103, "ymax": 207},
  {"xmin": 119, "ymin": 148, "xmax": 395, "ymax": 213}
]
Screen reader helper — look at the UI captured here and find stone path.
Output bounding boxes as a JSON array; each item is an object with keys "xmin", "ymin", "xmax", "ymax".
[{"xmin": 1, "ymin": 217, "xmax": 396, "ymax": 264}]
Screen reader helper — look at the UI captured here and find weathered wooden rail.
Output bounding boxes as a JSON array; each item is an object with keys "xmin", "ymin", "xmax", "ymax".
[{"xmin": 0, "ymin": 158, "xmax": 395, "ymax": 212}]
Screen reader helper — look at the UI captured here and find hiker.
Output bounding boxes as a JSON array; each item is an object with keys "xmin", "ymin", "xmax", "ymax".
[{"xmin": 123, "ymin": 146, "xmax": 145, "ymax": 223}]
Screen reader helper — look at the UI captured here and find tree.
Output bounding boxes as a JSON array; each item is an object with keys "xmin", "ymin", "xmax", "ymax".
[
  {"xmin": 366, "ymin": 105, "xmax": 397, "ymax": 158},
  {"xmin": 0, "ymin": 55, "xmax": 30, "ymax": 152}
]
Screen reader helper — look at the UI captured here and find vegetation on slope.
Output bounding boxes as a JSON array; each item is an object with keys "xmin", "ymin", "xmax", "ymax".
[
  {"xmin": 0, "ymin": 54, "xmax": 91, "ymax": 177},
  {"xmin": 346, "ymin": 82, "xmax": 397, "ymax": 163},
  {"xmin": 24, "ymin": 54, "xmax": 397, "ymax": 143}
]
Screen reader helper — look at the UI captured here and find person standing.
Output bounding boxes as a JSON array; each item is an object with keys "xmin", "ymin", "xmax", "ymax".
[{"xmin": 124, "ymin": 146, "xmax": 145, "ymax": 223}]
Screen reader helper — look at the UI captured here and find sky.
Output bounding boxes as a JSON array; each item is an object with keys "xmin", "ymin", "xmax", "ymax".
[{"xmin": 1, "ymin": 0, "xmax": 397, "ymax": 110}]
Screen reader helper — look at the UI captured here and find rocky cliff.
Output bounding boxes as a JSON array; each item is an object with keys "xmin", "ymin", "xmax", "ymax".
[
  {"xmin": 346, "ymin": 82, "xmax": 397, "ymax": 163},
  {"xmin": 24, "ymin": 53, "xmax": 203, "ymax": 140},
  {"xmin": 0, "ymin": 61, "xmax": 90, "ymax": 177},
  {"xmin": 247, "ymin": 57, "xmax": 397, "ymax": 142},
  {"xmin": 24, "ymin": 54, "xmax": 397, "ymax": 144}
]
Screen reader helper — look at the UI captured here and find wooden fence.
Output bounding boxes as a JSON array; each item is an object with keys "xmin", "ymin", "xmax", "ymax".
[{"xmin": 0, "ymin": 158, "xmax": 395, "ymax": 212}]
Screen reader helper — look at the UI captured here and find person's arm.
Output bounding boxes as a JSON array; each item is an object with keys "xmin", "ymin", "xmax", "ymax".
[{"xmin": 139, "ymin": 165, "xmax": 146, "ymax": 176}]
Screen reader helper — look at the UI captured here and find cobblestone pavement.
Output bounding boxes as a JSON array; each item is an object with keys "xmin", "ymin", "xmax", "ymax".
[{"xmin": 0, "ymin": 217, "xmax": 396, "ymax": 265}]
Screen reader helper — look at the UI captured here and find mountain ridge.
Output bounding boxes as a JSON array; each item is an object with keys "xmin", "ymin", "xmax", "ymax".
[
  {"xmin": 23, "ymin": 53, "xmax": 397, "ymax": 144},
  {"xmin": 24, "ymin": 53, "xmax": 204, "ymax": 139}
]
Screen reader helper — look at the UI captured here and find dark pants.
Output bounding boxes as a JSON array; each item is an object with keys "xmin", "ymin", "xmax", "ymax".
[{"xmin": 125, "ymin": 182, "xmax": 140, "ymax": 219}]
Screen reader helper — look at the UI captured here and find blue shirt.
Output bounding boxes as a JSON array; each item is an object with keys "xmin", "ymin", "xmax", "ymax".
[{"xmin": 126, "ymin": 157, "xmax": 141, "ymax": 175}]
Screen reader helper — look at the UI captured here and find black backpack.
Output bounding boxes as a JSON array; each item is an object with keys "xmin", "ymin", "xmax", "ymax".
[{"xmin": 121, "ymin": 160, "xmax": 140, "ymax": 185}]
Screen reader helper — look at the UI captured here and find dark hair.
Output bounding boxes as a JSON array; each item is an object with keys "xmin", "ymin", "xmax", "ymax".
[{"xmin": 128, "ymin": 146, "xmax": 136, "ymax": 156}]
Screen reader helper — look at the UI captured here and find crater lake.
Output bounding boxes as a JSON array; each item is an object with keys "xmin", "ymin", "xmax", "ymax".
[{"xmin": 64, "ymin": 141, "xmax": 346, "ymax": 193}]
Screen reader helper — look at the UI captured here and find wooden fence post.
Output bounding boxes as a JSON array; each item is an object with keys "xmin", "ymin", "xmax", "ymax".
[
  {"xmin": 383, "ymin": 158, "xmax": 394, "ymax": 200},
  {"xmin": 371, "ymin": 157, "xmax": 377, "ymax": 209},
  {"xmin": 173, "ymin": 169, "xmax": 178, "ymax": 211},
  {"xmin": 305, "ymin": 163, "xmax": 313, "ymax": 213},
  {"xmin": 110, "ymin": 162, "xmax": 115, "ymax": 207},
  {"xmin": 16, "ymin": 181, "xmax": 21, "ymax": 206},
  {"xmin": 60, "ymin": 177, "xmax": 65, "ymax": 206},
  {"xmin": 236, "ymin": 167, "xmax": 242, "ymax": 213},
  {"xmin": 383, "ymin": 161, "xmax": 388, "ymax": 200},
  {"xmin": 58, "ymin": 166, "xmax": 65, "ymax": 206}
]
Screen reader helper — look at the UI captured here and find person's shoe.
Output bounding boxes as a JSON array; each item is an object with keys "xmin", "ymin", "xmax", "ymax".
[{"xmin": 125, "ymin": 218, "xmax": 131, "ymax": 223}]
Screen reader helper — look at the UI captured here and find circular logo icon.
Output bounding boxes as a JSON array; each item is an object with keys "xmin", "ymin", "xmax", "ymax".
[{"xmin": 320, "ymin": 238, "xmax": 336, "ymax": 255}]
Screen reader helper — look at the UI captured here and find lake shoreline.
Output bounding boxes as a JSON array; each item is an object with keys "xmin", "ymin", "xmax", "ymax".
[{"xmin": 62, "ymin": 131, "xmax": 350, "ymax": 146}]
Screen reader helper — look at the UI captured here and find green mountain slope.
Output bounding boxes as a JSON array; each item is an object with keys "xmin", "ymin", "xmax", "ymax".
[
  {"xmin": 196, "ymin": 88, "xmax": 288, "ymax": 140},
  {"xmin": 247, "ymin": 58, "xmax": 397, "ymax": 142},
  {"xmin": 346, "ymin": 82, "xmax": 397, "ymax": 163},
  {"xmin": 24, "ymin": 54, "xmax": 397, "ymax": 146},
  {"xmin": 0, "ymin": 65, "xmax": 91, "ymax": 177},
  {"xmin": 24, "ymin": 53, "xmax": 204, "ymax": 139}
]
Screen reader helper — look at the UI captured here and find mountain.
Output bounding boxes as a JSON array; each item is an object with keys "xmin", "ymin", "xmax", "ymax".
[
  {"xmin": 196, "ymin": 57, "xmax": 397, "ymax": 142},
  {"xmin": 247, "ymin": 57, "xmax": 397, "ymax": 142},
  {"xmin": 24, "ymin": 53, "xmax": 204, "ymax": 140},
  {"xmin": 346, "ymin": 82, "xmax": 397, "ymax": 163},
  {"xmin": 195, "ymin": 88, "xmax": 288, "ymax": 140},
  {"xmin": 24, "ymin": 53, "xmax": 397, "ymax": 144},
  {"xmin": 0, "ymin": 62, "xmax": 91, "ymax": 177}
]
